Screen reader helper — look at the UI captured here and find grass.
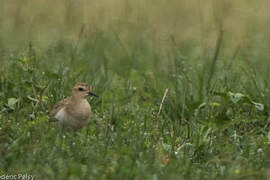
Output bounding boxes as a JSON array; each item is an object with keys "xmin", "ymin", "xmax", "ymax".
[{"xmin": 1, "ymin": 3, "xmax": 270, "ymax": 179}]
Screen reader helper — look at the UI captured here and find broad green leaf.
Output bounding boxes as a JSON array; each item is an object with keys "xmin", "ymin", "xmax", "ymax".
[
  {"xmin": 21, "ymin": 57, "xmax": 32, "ymax": 64},
  {"xmin": 208, "ymin": 102, "xmax": 221, "ymax": 107},
  {"xmin": 228, "ymin": 92, "xmax": 244, "ymax": 103},
  {"xmin": 27, "ymin": 96, "xmax": 39, "ymax": 103},
  {"xmin": 8, "ymin": 98, "xmax": 18, "ymax": 109},
  {"xmin": 41, "ymin": 95, "xmax": 49, "ymax": 102},
  {"xmin": 198, "ymin": 102, "xmax": 220, "ymax": 109},
  {"xmin": 251, "ymin": 101, "xmax": 264, "ymax": 111},
  {"xmin": 198, "ymin": 102, "xmax": 207, "ymax": 109}
]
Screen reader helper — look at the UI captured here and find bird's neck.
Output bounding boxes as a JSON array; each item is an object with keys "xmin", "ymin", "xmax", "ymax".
[{"xmin": 71, "ymin": 95, "xmax": 86, "ymax": 104}]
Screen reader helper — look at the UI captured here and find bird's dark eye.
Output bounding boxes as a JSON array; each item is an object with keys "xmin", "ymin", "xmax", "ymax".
[{"xmin": 78, "ymin": 87, "xmax": 84, "ymax": 91}]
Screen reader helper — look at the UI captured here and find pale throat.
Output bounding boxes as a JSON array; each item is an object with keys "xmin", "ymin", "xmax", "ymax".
[
  {"xmin": 70, "ymin": 96, "xmax": 91, "ymax": 115},
  {"xmin": 71, "ymin": 93, "xmax": 88, "ymax": 100}
]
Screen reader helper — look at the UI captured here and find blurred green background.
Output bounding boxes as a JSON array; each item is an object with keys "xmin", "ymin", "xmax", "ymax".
[{"xmin": 1, "ymin": 0, "xmax": 270, "ymax": 61}]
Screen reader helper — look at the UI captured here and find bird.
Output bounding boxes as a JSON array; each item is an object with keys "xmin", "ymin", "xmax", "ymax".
[{"xmin": 49, "ymin": 82, "xmax": 98, "ymax": 130}]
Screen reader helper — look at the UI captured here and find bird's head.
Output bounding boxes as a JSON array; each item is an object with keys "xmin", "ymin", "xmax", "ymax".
[{"xmin": 72, "ymin": 82, "xmax": 98, "ymax": 99}]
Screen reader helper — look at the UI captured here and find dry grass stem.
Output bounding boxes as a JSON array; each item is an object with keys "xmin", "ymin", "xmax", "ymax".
[{"xmin": 157, "ymin": 88, "xmax": 169, "ymax": 117}]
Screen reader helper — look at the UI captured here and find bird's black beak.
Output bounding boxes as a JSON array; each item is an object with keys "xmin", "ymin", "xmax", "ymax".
[{"xmin": 89, "ymin": 92, "xmax": 99, "ymax": 97}]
